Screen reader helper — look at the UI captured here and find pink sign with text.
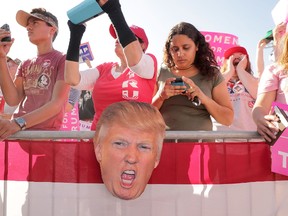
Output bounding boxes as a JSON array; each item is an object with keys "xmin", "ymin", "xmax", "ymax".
[
  {"xmin": 271, "ymin": 102, "xmax": 288, "ymax": 176},
  {"xmin": 271, "ymin": 0, "xmax": 288, "ymax": 25},
  {"xmin": 271, "ymin": 130, "xmax": 288, "ymax": 176},
  {"xmin": 201, "ymin": 31, "xmax": 238, "ymax": 66},
  {"xmin": 61, "ymin": 105, "xmax": 80, "ymax": 132}
]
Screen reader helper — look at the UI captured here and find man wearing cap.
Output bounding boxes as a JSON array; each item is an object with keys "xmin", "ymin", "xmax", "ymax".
[
  {"xmin": 64, "ymin": 0, "xmax": 158, "ymax": 131},
  {"xmin": 213, "ymin": 45, "xmax": 258, "ymax": 133},
  {"xmin": 0, "ymin": 8, "xmax": 70, "ymax": 139}
]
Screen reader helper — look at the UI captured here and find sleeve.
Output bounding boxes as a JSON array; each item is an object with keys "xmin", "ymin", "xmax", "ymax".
[
  {"xmin": 15, "ymin": 61, "xmax": 24, "ymax": 78},
  {"xmin": 213, "ymin": 70, "xmax": 225, "ymax": 87},
  {"xmin": 56, "ymin": 54, "xmax": 66, "ymax": 81},
  {"xmin": 68, "ymin": 88, "xmax": 81, "ymax": 106},
  {"xmin": 129, "ymin": 53, "xmax": 157, "ymax": 79},
  {"xmin": 258, "ymin": 64, "xmax": 279, "ymax": 95},
  {"xmin": 73, "ymin": 67, "xmax": 100, "ymax": 91}
]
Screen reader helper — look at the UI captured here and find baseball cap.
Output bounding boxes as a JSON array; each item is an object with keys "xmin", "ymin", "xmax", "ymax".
[
  {"xmin": 263, "ymin": 29, "xmax": 273, "ymax": 41},
  {"xmin": 16, "ymin": 9, "xmax": 58, "ymax": 30},
  {"xmin": 224, "ymin": 46, "xmax": 248, "ymax": 59},
  {"xmin": 109, "ymin": 24, "xmax": 149, "ymax": 51}
]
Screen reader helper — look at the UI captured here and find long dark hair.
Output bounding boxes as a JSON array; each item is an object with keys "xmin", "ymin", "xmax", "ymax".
[{"xmin": 163, "ymin": 22, "xmax": 219, "ymax": 78}]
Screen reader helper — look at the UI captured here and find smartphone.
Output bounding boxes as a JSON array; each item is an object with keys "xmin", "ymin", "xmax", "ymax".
[
  {"xmin": 1, "ymin": 24, "xmax": 11, "ymax": 42},
  {"xmin": 171, "ymin": 78, "xmax": 184, "ymax": 86}
]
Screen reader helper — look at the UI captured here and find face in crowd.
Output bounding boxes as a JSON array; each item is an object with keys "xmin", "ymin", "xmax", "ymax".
[{"xmin": 93, "ymin": 101, "xmax": 166, "ymax": 200}]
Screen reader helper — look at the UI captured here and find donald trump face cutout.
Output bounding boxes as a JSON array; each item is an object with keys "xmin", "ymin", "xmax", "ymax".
[{"xmin": 93, "ymin": 101, "xmax": 166, "ymax": 200}]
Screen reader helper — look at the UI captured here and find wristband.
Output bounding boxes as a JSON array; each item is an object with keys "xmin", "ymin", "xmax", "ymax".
[
  {"xmin": 66, "ymin": 20, "xmax": 86, "ymax": 61},
  {"xmin": 101, "ymin": 0, "xmax": 137, "ymax": 48}
]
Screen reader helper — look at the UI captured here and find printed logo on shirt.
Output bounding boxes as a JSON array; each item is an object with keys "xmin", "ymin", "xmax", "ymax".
[
  {"xmin": 227, "ymin": 81, "xmax": 247, "ymax": 95},
  {"xmin": 43, "ymin": 59, "xmax": 51, "ymax": 69},
  {"xmin": 122, "ymin": 79, "xmax": 138, "ymax": 88},
  {"xmin": 37, "ymin": 74, "xmax": 50, "ymax": 89},
  {"xmin": 122, "ymin": 90, "xmax": 139, "ymax": 99},
  {"xmin": 122, "ymin": 79, "xmax": 139, "ymax": 100}
]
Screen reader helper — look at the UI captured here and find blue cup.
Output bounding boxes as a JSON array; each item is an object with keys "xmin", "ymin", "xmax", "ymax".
[{"xmin": 67, "ymin": 0, "xmax": 104, "ymax": 24}]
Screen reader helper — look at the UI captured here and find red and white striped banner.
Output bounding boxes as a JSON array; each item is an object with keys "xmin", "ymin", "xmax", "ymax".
[{"xmin": 1, "ymin": 140, "xmax": 288, "ymax": 216}]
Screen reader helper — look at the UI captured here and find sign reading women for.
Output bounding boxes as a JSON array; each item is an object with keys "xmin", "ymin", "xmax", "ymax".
[{"xmin": 201, "ymin": 31, "xmax": 238, "ymax": 66}]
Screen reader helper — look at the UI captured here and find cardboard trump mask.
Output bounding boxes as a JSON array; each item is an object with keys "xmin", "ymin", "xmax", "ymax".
[{"xmin": 93, "ymin": 101, "xmax": 166, "ymax": 200}]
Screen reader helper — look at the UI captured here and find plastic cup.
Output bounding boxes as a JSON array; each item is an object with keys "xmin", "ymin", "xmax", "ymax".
[{"xmin": 67, "ymin": 0, "xmax": 104, "ymax": 24}]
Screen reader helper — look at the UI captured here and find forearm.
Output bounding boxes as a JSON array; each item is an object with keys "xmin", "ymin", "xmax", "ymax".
[
  {"xmin": 237, "ymin": 69, "xmax": 259, "ymax": 98},
  {"xmin": 101, "ymin": 0, "xmax": 142, "ymax": 66},
  {"xmin": 65, "ymin": 20, "xmax": 86, "ymax": 85},
  {"xmin": 152, "ymin": 93, "xmax": 165, "ymax": 109},
  {"xmin": 252, "ymin": 105, "xmax": 266, "ymax": 125},
  {"xmin": 255, "ymin": 48, "xmax": 264, "ymax": 77},
  {"xmin": 18, "ymin": 82, "xmax": 70, "ymax": 129},
  {"xmin": 65, "ymin": 60, "xmax": 81, "ymax": 86},
  {"xmin": 204, "ymin": 82, "xmax": 234, "ymax": 126},
  {"xmin": 0, "ymin": 57, "xmax": 20, "ymax": 104},
  {"xmin": 204, "ymin": 96, "xmax": 234, "ymax": 126},
  {"xmin": 18, "ymin": 99, "xmax": 66, "ymax": 129}
]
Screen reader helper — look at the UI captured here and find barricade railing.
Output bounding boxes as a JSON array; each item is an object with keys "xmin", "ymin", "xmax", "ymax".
[
  {"xmin": 3, "ymin": 130, "xmax": 286, "ymax": 216},
  {"xmin": 6, "ymin": 130, "xmax": 264, "ymax": 142}
]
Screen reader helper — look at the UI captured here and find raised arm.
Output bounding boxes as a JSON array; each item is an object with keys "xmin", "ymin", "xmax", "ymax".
[
  {"xmin": 99, "ymin": 0, "xmax": 143, "ymax": 66},
  {"xmin": 64, "ymin": 21, "xmax": 86, "ymax": 86}
]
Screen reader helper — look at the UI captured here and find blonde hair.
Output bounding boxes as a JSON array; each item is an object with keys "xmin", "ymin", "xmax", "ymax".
[
  {"xmin": 278, "ymin": 33, "xmax": 288, "ymax": 70},
  {"xmin": 93, "ymin": 101, "xmax": 166, "ymax": 160}
]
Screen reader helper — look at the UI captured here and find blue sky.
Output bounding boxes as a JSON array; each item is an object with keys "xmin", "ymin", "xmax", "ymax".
[{"xmin": 1, "ymin": 0, "xmax": 279, "ymax": 71}]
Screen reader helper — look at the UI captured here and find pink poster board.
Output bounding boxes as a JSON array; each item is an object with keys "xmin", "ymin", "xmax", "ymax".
[
  {"xmin": 271, "ymin": 102, "xmax": 288, "ymax": 176},
  {"xmin": 201, "ymin": 31, "xmax": 238, "ymax": 66},
  {"xmin": 61, "ymin": 105, "xmax": 80, "ymax": 131},
  {"xmin": 271, "ymin": 0, "xmax": 288, "ymax": 25},
  {"xmin": 271, "ymin": 129, "xmax": 288, "ymax": 176}
]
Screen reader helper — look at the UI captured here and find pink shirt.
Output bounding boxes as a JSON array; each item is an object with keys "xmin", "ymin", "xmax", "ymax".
[
  {"xmin": 91, "ymin": 54, "xmax": 157, "ymax": 130},
  {"xmin": 213, "ymin": 80, "xmax": 256, "ymax": 131},
  {"xmin": 258, "ymin": 63, "xmax": 288, "ymax": 104}
]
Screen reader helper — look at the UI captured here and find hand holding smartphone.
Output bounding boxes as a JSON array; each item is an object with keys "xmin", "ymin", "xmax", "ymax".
[
  {"xmin": 171, "ymin": 77, "xmax": 184, "ymax": 86},
  {"xmin": 171, "ymin": 77, "xmax": 201, "ymax": 106},
  {"xmin": 1, "ymin": 24, "xmax": 11, "ymax": 42},
  {"xmin": 171, "ymin": 77, "xmax": 187, "ymax": 94}
]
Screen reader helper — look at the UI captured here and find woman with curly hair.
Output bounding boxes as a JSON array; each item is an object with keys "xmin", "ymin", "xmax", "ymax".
[{"xmin": 153, "ymin": 22, "xmax": 233, "ymax": 131}]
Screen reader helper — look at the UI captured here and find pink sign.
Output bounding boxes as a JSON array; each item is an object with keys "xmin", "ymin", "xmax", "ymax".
[
  {"xmin": 271, "ymin": 129, "xmax": 288, "ymax": 176},
  {"xmin": 271, "ymin": 0, "xmax": 288, "ymax": 25},
  {"xmin": 61, "ymin": 105, "xmax": 80, "ymax": 131},
  {"xmin": 201, "ymin": 31, "xmax": 238, "ymax": 66},
  {"xmin": 271, "ymin": 102, "xmax": 288, "ymax": 176}
]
